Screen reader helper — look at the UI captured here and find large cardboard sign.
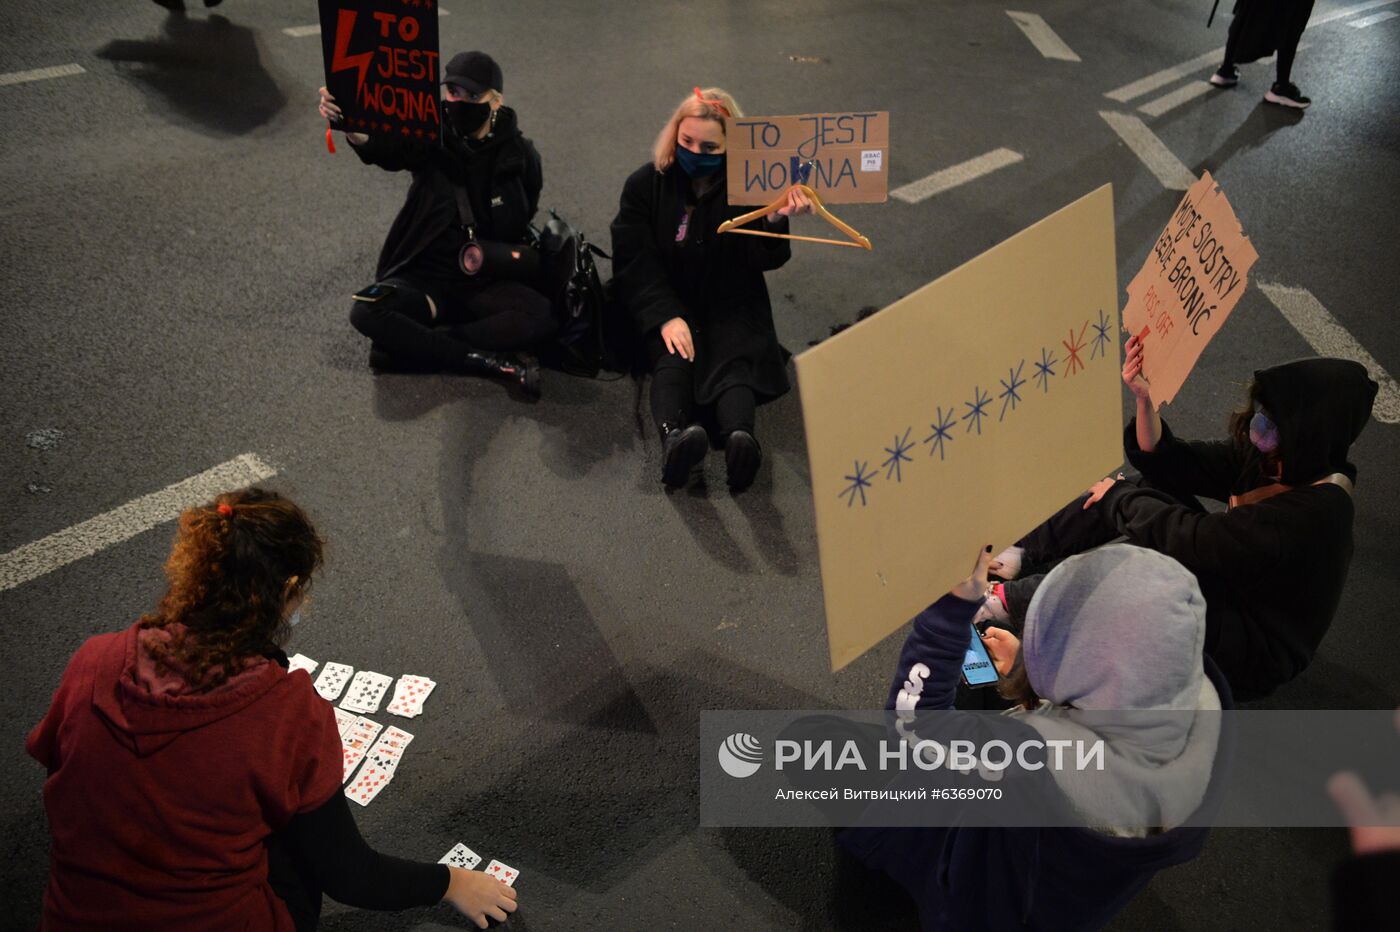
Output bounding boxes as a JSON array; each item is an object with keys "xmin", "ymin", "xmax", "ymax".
[
  {"xmin": 726, "ymin": 112, "xmax": 890, "ymax": 205},
  {"xmin": 318, "ymin": 0, "xmax": 441, "ymax": 140},
  {"xmin": 1122, "ymin": 171, "xmax": 1258, "ymax": 408},
  {"xmin": 795, "ymin": 186, "xmax": 1122, "ymax": 671}
]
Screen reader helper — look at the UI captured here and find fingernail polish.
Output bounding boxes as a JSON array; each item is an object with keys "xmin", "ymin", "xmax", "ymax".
[{"xmin": 985, "ymin": 545, "xmax": 993, "ymax": 553}]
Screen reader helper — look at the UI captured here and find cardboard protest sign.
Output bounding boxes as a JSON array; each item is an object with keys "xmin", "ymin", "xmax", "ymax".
[
  {"xmin": 795, "ymin": 185, "xmax": 1122, "ymax": 671},
  {"xmin": 726, "ymin": 112, "xmax": 889, "ymax": 205},
  {"xmin": 318, "ymin": 0, "xmax": 441, "ymax": 141},
  {"xmin": 1122, "ymin": 171, "xmax": 1258, "ymax": 408}
]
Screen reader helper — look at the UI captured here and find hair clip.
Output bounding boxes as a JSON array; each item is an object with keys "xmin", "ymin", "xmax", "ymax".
[
  {"xmin": 693, "ymin": 86, "xmax": 731, "ymax": 118},
  {"xmin": 217, "ymin": 503, "xmax": 233, "ymax": 517}
]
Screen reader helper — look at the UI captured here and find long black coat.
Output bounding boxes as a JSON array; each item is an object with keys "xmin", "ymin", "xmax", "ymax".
[
  {"xmin": 1228, "ymin": 0, "xmax": 1313, "ymax": 64},
  {"xmin": 351, "ymin": 106, "xmax": 542, "ymax": 281},
  {"xmin": 610, "ymin": 162, "xmax": 792, "ymax": 405}
]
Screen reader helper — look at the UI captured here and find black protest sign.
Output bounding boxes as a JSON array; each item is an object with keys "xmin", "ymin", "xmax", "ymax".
[{"xmin": 319, "ymin": 0, "xmax": 441, "ymax": 141}]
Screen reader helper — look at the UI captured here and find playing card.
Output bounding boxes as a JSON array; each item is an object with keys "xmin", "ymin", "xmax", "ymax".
[
  {"xmin": 364, "ymin": 726, "xmax": 414, "ymax": 773},
  {"xmin": 340, "ymin": 716, "xmax": 383, "ymax": 782},
  {"xmin": 345, "ymin": 762, "xmax": 395, "ymax": 806},
  {"xmin": 484, "ymin": 860, "xmax": 519, "ymax": 887},
  {"xmin": 339, "ymin": 670, "xmax": 393, "ymax": 714},
  {"xmin": 333, "ymin": 707, "xmax": 356, "ymax": 737},
  {"xmin": 386, "ymin": 674, "xmax": 437, "ymax": 718},
  {"xmin": 287, "ymin": 653, "xmax": 319, "ymax": 675},
  {"xmin": 438, "ymin": 843, "xmax": 482, "ymax": 870},
  {"xmin": 314, "ymin": 662, "xmax": 353, "ymax": 702}
]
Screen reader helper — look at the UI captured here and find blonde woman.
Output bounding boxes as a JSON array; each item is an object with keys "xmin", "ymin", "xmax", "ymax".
[{"xmin": 611, "ymin": 87, "xmax": 811, "ymax": 491}]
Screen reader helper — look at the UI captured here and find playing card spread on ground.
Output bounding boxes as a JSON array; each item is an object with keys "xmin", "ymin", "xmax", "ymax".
[
  {"xmin": 333, "ymin": 707, "xmax": 356, "ymax": 737},
  {"xmin": 364, "ymin": 726, "xmax": 414, "ymax": 772},
  {"xmin": 484, "ymin": 860, "xmax": 519, "ymax": 887},
  {"xmin": 386, "ymin": 674, "xmax": 436, "ymax": 718},
  {"xmin": 340, "ymin": 716, "xmax": 383, "ymax": 782},
  {"xmin": 287, "ymin": 653, "xmax": 318, "ymax": 675},
  {"xmin": 314, "ymin": 662, "xmax": 353, "ymax": 701},
  {"xmin": 345, "ymin": 762, "xmax": 395, "ymax": 806},
  {"xmin": 438, "ymin": 843, "xmax": 482, "ymax": 870},
  {"xmin": 340, "ymin": 670, "xmax": 393, "ymax": 713}
]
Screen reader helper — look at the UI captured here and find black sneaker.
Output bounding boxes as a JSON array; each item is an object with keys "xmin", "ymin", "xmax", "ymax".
[
  {"xmin": 724, "ymin": 430, "xmax": 762, "ymax": 492},
  {"xmin": 1264, "ymin": 82, "xmax": 1311, "ymax": 109},
  {"xmin": 1209, "ymin": 66, "xmax": 1239, "ymax": 88},
  {"xmin": 660, "ymin": 423, "xmax": 709, "ymax": 489}
]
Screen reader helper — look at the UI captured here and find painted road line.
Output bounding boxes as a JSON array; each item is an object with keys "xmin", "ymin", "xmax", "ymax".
[
  {"xmin": 1258, "ymin": 284, "xmax": 1400, "ymax": 424},
  {"xmin": 1098, "ymin": 111, "xmax": 1195, "ymax": 190},
  {"xmin": 1310, "ymin": 0, "xmax": 1399, "ymax": 27},
  {"xmin": 1349, "ymin": 9, "xmax": 1399, "ymax": 26},
  {"xmin": 1138, "ymin": 81, "xmax": 1214, "ymax": 118},
  {"xmin": 1006, "ymin": 11, "xmax": 1081, "ymax": 62},
  {"xmin": 0, "ymin": 453, "xmax": 278, "ymax": 593},
  {"xmin": 1105, "ymin": 48, "xmax": 1224, "ymax": 103},
  {"xmin": 0, "ymin": 63, "xmax": 85, "ymax": 88},
  {"xmin": 284, "ymin": 8, "xmax": 450, "ymax": 37},
  {"xmin": 890, "ymin": 148, "xmax": 1024, "ymax": 204}
]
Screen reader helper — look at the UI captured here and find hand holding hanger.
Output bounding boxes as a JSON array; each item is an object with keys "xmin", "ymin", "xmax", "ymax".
[{"xmin": 766, "ymin": 187, "xmax": 814, "ymax": 224}]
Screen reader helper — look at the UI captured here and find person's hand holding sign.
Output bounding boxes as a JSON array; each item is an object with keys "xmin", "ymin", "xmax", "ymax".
[
  {"xmin": 661, "ymin": 317, "xmax": 695, "ymax": 362},
  {"xmin": 318, "ymin": 87, "xmax": 368, "ymax": 146},
  {"xmin": 766, "ymin": 186, "xmax": 814, "ymax": 225},
  {"xmin": 1123, "ymin": 333, "xmax": 1164, "ymax": 453}
]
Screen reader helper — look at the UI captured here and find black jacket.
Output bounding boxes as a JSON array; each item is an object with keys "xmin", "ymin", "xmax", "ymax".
[
  {"xmin": 610, "ymin": 162, "xmax": 792, "ymax": 405},
  {"xmin": 1228, "ymin": 0, "xmax": 1314, "ymax": 64},
  {"xmin": 1099, "ymin": 358, "xmax": 1378, "ymax": 700},
  {"xmin": 351, "ymin": 106, "xmax": 542, "ymax": 281}
]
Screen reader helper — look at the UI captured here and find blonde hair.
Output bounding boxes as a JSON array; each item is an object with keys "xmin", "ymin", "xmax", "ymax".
[{"xmin": 652, "ymin": 87, "xmax": 743, "ymax": 171}]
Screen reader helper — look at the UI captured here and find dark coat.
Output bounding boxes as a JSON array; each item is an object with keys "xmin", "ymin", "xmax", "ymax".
[
  {"xmin": 610, "ymin": 162, "xmax": 792, "ymax": 406},
  {"xmin": 351, "ymin": 106, "xmax": 542, "ymax": 281},
  {"xmin": 1228, "ymin": 0, "xmax": 1314, "ymax": 64},
  {"xmin": 1102, "ymin": 358, "xmax": 1377, "ymax": 700}
]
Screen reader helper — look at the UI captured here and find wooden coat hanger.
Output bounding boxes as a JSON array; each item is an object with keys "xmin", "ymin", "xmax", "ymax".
[{"xmin": 717, "ymin": 183, "xmax": 873, "ymax": 250}]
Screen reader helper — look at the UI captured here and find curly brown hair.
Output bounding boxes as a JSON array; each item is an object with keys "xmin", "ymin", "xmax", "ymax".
[
  {"xmin": 1226, "ymin": 378, "xmax": 1283, "ymax": 480},
  {"xmin": 139, "ymin": 487, "xmax": 324, "ymax": 690}
]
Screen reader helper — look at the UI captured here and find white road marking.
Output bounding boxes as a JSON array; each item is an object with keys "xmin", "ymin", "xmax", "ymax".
[
  {"xmin": 284, "ymin": 8, "xmax": 450, "ymax": 38},
  {"xmin": 1258, "ymin": 284, "xmax": 1400, "ymax": 424},
  {"xmin": 0, "ymin": 63, "xmax": 85, "ymax": 88},
  {"xmin": 890, "ymin": 148, "xmax": 1024, "ymax": 204},
  {"xmin": 0, "ymin": 453, "xmax": 278, "ymax": 593},
  {"xmin": 1105, "ymin": 48, "xmax": 1224, "ymax": 103},
  {"xmin": 1310, "ymin": 0, "xmax": 1399, "ymax": 27},
  {"xmin": 1005, "ymin": 11, "xmax": 1081, "ymax": 62},
  {"xmin": 1348, "ymin": 9, "xmax": 1398, "ymax": 26},
  {"xmin": 1138, "ymin": 80, "xmax": 1214, "ymax": 118},
  {"xmin": 1098, "ymin": 111, "xmax": 1196, "ymax": 190}
]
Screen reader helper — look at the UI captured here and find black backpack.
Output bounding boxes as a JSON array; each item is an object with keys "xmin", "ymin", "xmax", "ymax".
[{"xmin": 536, "ymin": 211, "xmax": 632, "ymax": 378}]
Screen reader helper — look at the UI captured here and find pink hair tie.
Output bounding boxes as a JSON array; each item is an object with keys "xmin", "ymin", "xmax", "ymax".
[{"xmin": 216, "ymin": 503, "xmax": 233, "ymax": 517}]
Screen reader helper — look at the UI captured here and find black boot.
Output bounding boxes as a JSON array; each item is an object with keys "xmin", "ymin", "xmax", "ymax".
[
  {"xmin": 660, "ymin": 422, "xmax": 708, "ymax": 488},
  {"xmin": 460, "ymin": 350, "xmax": 541, "ymax": 398},
  {"xmin": 725, "ymin": 430, "xmax": 761, "ymax": 492}
]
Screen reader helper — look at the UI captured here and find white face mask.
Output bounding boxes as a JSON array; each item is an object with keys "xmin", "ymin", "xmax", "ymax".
[{"xmin": 287, "ymin": 609, "xmax": 303, "ymax": 627}]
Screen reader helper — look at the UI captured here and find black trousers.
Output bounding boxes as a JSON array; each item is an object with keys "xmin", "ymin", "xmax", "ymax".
[
  {"xmin": 266, "ymin": 830, "xmax": 322, "ymax": 932},
  {"xmin": 1000, "ymin": 478, "xmax": 1207, "ymax": 629},
  {"xmin": 647, "ymin": 334, "xmax": 756, "ymax": 438},
  {"xmin": 349, "ymin": 273, "xmax": 556, "ymax": 369}
]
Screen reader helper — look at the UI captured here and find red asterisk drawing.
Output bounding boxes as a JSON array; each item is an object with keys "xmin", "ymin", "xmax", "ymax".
[
  {"xmin": 427, "ymin": 131, "xmax": 437, "ymax": 140},
  {"xmin": 414, "ymin": 128, "xmax": 424, "ymax": 138},
  {"xmin": 401, "ymin": 125, "xmax": 411, "ymax": 136},
  {"xmin": 1063, "ymin": 321, "xmax": 1089, "ymax": 376}
]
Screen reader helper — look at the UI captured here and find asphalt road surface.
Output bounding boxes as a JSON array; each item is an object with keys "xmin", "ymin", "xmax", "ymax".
[{"xmin": 2, "ymin": 1, "xmax": 1397, "ymax": 929}]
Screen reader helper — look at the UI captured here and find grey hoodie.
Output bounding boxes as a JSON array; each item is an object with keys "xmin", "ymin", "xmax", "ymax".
[{"xmin": 1016, "ymin": 544, "xmax": 1221, "ymax": 834}]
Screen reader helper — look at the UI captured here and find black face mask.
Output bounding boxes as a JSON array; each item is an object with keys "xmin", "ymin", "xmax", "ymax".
[{"xmin": 445, "ymin": 100, "xmax": 491, "ymax": 137}]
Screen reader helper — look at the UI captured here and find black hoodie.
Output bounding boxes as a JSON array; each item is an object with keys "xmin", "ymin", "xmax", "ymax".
[
  {"xmin": 1100, "ymin": 357, "xmax": 1378, "ymax": 700},
  {"xmin": 351, "ymin": 105, "xmax": 542, "ymax": 281}
]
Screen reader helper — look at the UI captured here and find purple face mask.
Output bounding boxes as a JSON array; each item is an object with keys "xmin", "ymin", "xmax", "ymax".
[{"xmin": 1249, "ymin": 409, "xmax": 1280, "ymax": 454}]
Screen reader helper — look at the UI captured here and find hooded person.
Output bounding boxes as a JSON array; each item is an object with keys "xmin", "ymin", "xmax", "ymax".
[
  {"xmin": 839, "ymin": 544, "xmax": 1231, "ymax": 931},
  {"xmin": 987, "ymin": 352, "xmax": 1379, "ymax": 702},
  {"xmin": 317, "ymin": 51, "xmax": 551, "ymax": 396}
]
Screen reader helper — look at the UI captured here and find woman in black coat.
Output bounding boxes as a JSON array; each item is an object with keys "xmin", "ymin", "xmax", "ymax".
[
  {"xmin": 319, "ymin": 51, "xmax": 551, "ymax": 396},
  {"xmin": 611, "ymin": 87, "xmax": 811, "ymax": 491}
]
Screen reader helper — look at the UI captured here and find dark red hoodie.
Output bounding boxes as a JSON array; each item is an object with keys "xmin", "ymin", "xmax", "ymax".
[{"xmin": 26, "ymin": 622, "xmax": 343, "ymax": 930}]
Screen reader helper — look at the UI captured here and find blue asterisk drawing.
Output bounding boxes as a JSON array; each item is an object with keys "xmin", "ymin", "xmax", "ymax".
[
  {"xmin": 998, "ymin": 361, "xmax": 1026, "ymax": 421},
  {"xmin": 1034, "ymin": 347, "xmax": 1058, "ymax": 393},
  {"xmin": 923, "ymin": 406, "xmax": 956, "ymax": 461},
  {"xmin": 962, "ymin": 385, "xmax": 992, "ymax": 435},
  {"xmin": 881, "ymin": 428, "xmax": 915, "ymax": 482},
  {"xmin": 840, "ymin": 460, "xmax": 876, "ymax": 507},
  {"xmin": 1090, "ymin": 309, "xmax": 1112, "ymax": 360}
]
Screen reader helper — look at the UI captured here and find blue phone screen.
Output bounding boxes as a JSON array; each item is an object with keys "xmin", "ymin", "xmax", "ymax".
[{"xmin": 962, "ymin": 624, "xmax": 1000, "ymax": 686}]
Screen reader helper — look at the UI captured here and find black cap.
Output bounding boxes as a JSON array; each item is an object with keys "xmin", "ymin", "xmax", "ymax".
[{"xmin": 441, "ymin": 51, "xmax": 503, "ymax": 95}]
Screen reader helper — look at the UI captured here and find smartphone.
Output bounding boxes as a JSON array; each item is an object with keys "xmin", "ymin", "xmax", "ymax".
[
  {"xmin": 352, "ymin": 283, "xmax": 397, "ymax": 303},
  {"xmin": 961, "ymin": 623, "xmax": 1000, "ymax": 688}
]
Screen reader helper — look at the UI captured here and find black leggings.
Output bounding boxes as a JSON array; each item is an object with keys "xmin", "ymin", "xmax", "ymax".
[
  {"xmin": 999, "ymin": 477, "xmax": 1207, "ymax": 629},
  {"xmin": 1222, "ymin": 0, "xmax": 1314, "ymax": 85},
  {"xmin": 349, "ymin": 274, "xmax": 556, "ymax": 368},
  {"xmin": 649, "ymin": 346, "xmax": 756, "ymax": 438}
]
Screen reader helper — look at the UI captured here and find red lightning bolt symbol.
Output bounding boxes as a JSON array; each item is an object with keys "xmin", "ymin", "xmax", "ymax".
[{"xmin": 330, "ymin": 9, "xmax": 374, "ymax": 99}]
